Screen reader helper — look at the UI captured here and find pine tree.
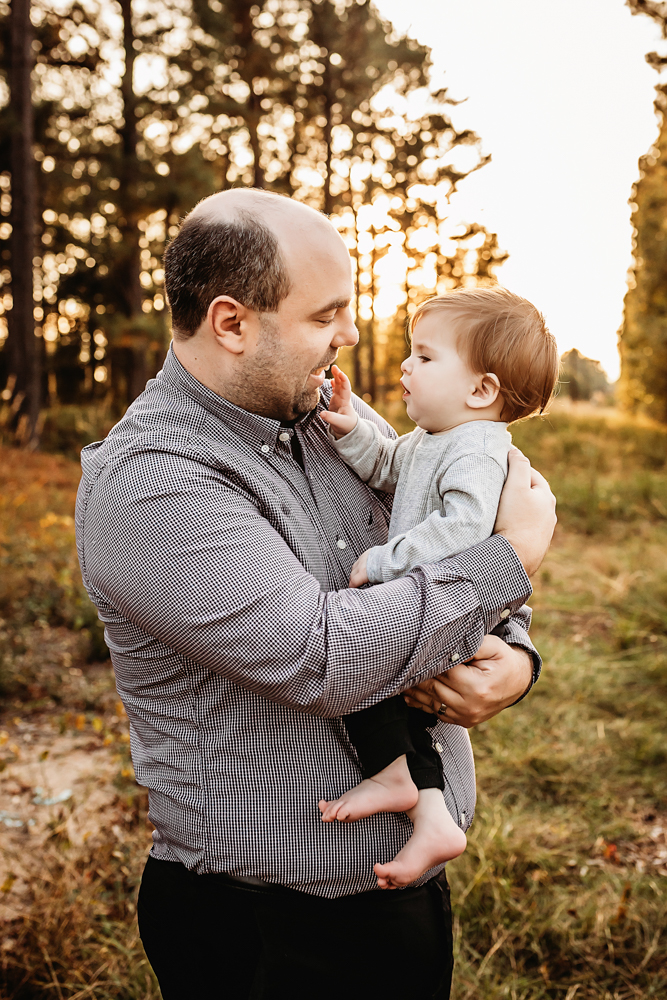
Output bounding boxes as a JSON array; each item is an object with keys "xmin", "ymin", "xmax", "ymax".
[
  {"xmin": 3, "ymin": 0, "xmax": 40, "ymax": 444},
  {"xmin": 0, "ymin": 0, "xmax": 508, "ymax": 422},
  {"xmin": 620, "ymin": 0, "xmax": 667, "ymax": 422},
  {"xmin": 0, "ymin": 0, "xmax": 220, "ymax": 411}
]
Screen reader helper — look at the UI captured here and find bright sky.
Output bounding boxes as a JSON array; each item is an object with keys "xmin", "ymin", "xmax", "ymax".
[{"xmin": 374, "ymin": 0, "xmax": 665, "ymax": 381}]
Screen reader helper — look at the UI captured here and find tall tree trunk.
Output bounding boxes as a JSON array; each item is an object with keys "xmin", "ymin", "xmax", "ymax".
[
  {"xmin": 233, "ymin": 1, "xmax": 264, "ymax": 189},
  {"xmin": 352, "ymin": 207, "xmax": 362, "ymax": 393},
  {"xmin": 322, "ymin": 72, "xmax": 334, "ymax": 215},
  {"xmin": 118, "ymin": 0, "xmax": 142, "ymax": 317},
  {"xmin": 246, "ymin": 98, "xmax": 265, "ymax": 189},
  {"xmin": 110, "ymin": 0, "xmax": 145, "ymax": 410},
  {"xmin": 367, "ymin": 232, "xmax": 377, "ymax": 402},
  {"xmin": 8, "ymin": 0, "xmax": 40, "ymax": 446}
]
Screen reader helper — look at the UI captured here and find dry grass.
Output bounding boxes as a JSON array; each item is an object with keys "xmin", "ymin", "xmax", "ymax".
[
  {"xmin": 448, "ymin": 524, "xmax": 667, "ymax": 999},
  {"xmin": 1, "ymin": 405, "xmax": 666, "ymax": 999}
]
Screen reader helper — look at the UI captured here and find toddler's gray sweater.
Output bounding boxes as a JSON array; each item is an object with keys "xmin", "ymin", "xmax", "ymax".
[{"xmin": 331, "ymin": 417, "xmax": 512, "ymax": 584}]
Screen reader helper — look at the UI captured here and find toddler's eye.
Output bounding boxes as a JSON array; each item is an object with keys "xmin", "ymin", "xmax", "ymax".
[{"xmin": 418, "ymin": 355, "xmax": 430, "ymax": 362}]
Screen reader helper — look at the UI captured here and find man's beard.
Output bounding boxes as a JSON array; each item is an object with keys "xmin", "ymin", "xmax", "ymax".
[{"xmin": 229, "ymin": 315, "xmax": 332, "ymax": 421}]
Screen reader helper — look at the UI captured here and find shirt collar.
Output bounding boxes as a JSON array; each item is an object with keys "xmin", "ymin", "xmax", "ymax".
[{"xmin": 159, "ymin": 344, "xmax": 331, "ymax": 451}]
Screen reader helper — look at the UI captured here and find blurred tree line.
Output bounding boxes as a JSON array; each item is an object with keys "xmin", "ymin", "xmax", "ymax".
[
  {"xmin": 621, "ymin": 0, "xmax": 667, "ymax": 424},
  {"xmin": 559, "ymin": 349, "xmax": 612, "ymax": 404},
  {"xmin": 0, "ymin": 0, "xmax": 507, "ymax": 448}
]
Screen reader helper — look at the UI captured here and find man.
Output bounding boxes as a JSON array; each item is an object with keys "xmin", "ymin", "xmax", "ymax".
[{"xmin": 75, "ymin": 189, "xmax": 556, "ymax": 999}]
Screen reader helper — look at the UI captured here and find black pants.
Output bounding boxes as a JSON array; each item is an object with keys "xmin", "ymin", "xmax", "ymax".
[
  {"xmin": 344, "ymin": 621, "xmax": 511, "ymax": 790},
  {"xmin": 343, "ymin": 697, "xmax": 445, "ymax": 790},
  {"xmin": 138, "ymin": 856, "xmax": 453, "ymax": 1000}
]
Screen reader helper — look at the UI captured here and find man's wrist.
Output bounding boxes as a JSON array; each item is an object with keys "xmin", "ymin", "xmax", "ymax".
[
  {"xmin": 328, "ymin": 413, "xmax": 359, "ymax": 440},
  {"xmin": 506, "ymin": 644, "xmax": 538, "ymax": 704},
  {"xmin": 496, "ymin": 531, "xmax": 537, "ymax": 576}
]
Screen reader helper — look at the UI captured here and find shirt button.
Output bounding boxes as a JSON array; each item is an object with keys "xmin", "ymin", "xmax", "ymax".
[
  {"xmin": 460, "ymin": 812, "xmax": 467, "ymax": 825},
  {"xmin": 451, "ymin": 652, "xmax": 460, "ymax": 663},
  {"xmin": 261, "ymin": 444, "xmax": 270, "ymax": 453},
  {"xmin": 435, "ymin": 742, "xmax": 443, "ymax": 753},
  {"xmin": 279, "ymin": 433, "xmax": 290, "ymax": 442},
  {"xmin": 337, "ymin": 539, "xmax": 347, "ymax": 549},
  {"xmin": 500, "ymin": 608, "xmax": 510, "ymax": 619}
]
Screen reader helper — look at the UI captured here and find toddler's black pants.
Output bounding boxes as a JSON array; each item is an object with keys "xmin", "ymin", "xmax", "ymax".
[{"xmin": 343, "ymin": 696, "xmax": 445, "ymax": 789}]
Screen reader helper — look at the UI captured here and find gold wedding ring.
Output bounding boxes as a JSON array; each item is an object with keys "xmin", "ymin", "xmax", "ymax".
[{"xmin": 438, "ymin": 702, "xmax": 448, "ymax": 717}]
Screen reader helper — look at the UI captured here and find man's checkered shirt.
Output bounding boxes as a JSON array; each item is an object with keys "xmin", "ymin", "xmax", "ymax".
[{"xmin": 75, "ymin": 347, "xmax": 538, "ymax": 898}]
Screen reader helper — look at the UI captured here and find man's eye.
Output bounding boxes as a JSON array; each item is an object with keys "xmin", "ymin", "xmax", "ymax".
[{"xmin": 318, "ymin": 315, "xmax": 336, "ymax": 325}]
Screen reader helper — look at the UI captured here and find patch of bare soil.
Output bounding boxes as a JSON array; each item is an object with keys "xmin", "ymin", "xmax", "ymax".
[{"xmin": 0, "ymin": 629, "xmax": 152, "ymax": 933}]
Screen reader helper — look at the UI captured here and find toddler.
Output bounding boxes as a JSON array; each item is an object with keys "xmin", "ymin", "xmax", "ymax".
[{"xmin": 319, "ymin": 287, "xmax": 559, "ymax": 889}]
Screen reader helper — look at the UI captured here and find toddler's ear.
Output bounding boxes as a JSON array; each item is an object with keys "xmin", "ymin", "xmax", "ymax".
[{"xmin": 467, "ymin": 372, "xmax": 501, "ymax": 409}]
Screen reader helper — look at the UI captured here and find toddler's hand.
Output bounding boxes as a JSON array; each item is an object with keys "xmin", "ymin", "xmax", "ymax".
[
  {"xmin": 320, "ymin": 365, "xmax": 358, "ymax": 439},
  {"xmin": 349, "ymin": 550, "xmax": 369, "ymax": 588}
]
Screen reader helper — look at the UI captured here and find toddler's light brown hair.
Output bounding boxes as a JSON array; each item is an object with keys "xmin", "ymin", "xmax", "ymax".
[{"xmin": 410, "ymin": 287, "xmax": 559, "ymax": 423}]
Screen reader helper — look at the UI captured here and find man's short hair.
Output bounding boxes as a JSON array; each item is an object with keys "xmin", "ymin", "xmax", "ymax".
[
  {"xmin": 410, "ymin": 287, "xmax": 559, "ymax": 423},
  {"xmin": 164, "ymin": 210, "xmax": 291, "ymax": 339}
]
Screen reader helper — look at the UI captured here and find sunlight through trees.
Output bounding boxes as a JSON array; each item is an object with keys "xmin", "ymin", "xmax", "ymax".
[{"xmin": 0, "ymin": 0, "xmax": 508, "ymax": 438}]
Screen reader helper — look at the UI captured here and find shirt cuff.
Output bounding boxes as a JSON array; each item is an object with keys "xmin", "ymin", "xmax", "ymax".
[
  {"xmin": 364, "ymin": 545, "xmax": 385, "ymax": 584},
  {"xmin": 451, "ymin": 533, "xmax": 533, "ymax": 633},
  {"xmin": 502, "ymin": 618, "xmax": 542, "ymax": 701},
  {"xmin": 328, "ymin": 415, "xmax": 373, "ymax": 460}
]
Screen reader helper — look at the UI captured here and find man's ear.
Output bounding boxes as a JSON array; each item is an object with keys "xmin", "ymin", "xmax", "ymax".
[
  {"xmin": 467, "ymin": 372, "xmax": 501, "ymax": 410},
  {"xmin": 207, "ymin": 296, "xmax": 255, "ymax": 355}
]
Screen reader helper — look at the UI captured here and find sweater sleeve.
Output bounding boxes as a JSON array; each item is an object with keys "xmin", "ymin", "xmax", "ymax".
[{"xmin": 329, "ymin": 417, "xmax": 417, "ymax": 495}]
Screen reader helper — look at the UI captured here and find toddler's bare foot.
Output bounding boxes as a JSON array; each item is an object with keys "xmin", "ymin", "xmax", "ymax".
[
  {"xmin": 374, "ymin": 788, "xmax": 467, "ymax": 889},
  {"xmin": 318, "ymin": 755, "xmax": 419, "ymax": 823}
]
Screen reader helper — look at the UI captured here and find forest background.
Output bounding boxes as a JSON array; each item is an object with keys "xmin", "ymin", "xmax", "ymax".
[{"xmin": 1, "ymin": 1, "xmax": 667, "ymax": 998}]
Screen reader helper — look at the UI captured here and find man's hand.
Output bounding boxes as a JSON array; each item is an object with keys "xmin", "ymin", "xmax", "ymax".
[
  {"xmin": 320, "ymin": 365, "xmax": 358, "ymax": 439},
  {"xmin": 494, "ymin": 448, "xmax": 556, "ymax": 576},
  {"xmin": 403, "ymin": 635, "xmax": 533, "ymax": 728},
  {"xmin": 349, "ymin": 550, "xmax": 370, "ymax": 588}
]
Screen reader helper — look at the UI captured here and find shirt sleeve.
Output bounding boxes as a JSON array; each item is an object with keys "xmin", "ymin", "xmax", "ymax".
[
  {"xmin": 365, "ymin": 454, "xmax": 507, "ymax": 584},
  {"xmin": 82, "ymin": 453, "xmax": 533, "ymax": 718},
  {"xmin": 502, "ymin": 609, "xmax": 542, "ymax": 699},
  {"xmin": 328, "ymin": 417, "xmax": 415, "ymax": 494}
]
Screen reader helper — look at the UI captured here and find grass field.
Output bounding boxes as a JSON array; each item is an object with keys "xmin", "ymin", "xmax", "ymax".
[{"xmin": 1, "ymin": 402, "xmax": 666, "ymax": 999}]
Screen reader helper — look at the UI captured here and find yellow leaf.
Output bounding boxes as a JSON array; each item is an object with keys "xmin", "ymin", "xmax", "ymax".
[{"xmin": 1, "ymin": 874, "xmax": 16, "ymax": 894}]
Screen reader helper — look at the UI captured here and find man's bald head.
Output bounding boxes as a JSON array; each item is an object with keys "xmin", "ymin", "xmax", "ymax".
[{"xmin": 164, "ymin": 189, "xmax": 338, "ymax": 340}]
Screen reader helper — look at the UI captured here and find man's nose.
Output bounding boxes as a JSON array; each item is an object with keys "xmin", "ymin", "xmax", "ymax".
[{"xmin": 332, "ymin": 308, "xmax": 359, "ymax": 348}]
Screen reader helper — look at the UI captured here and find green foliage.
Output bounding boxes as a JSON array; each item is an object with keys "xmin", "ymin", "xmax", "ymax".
[
  {"xmin": 559, "ymin": 348, "xmax": 612, "ymax": 403},
  {"xmin": 620, "ymin": 2, "xmax": 667, "ymax": 424},
  {"xmin": 512, "ymin": 406, "xmax": 667, "ymax": 534},
  {"xmin": 39, "ymin": 403, "xmax": 116, "ymax": 461},
  {"xmin": 618, "ymin": 103, "xmax": 667, "ymax": 424},
  {"xmin": 0, "ymin": 445, "xmax": 107, "ymax": 664}
]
